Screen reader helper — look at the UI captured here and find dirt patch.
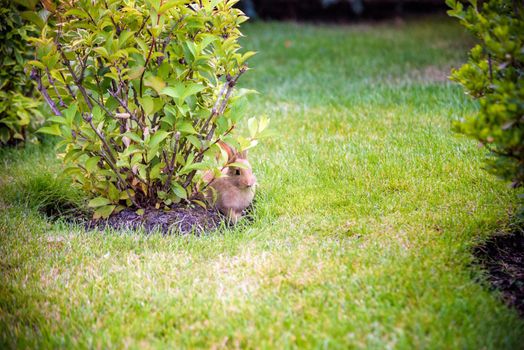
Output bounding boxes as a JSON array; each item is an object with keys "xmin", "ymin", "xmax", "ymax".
[
  {"xmin": 418, "ymin": 66, "xmax": 451, "ymax": 82},
  {"xmin": 474, "ymin": 229, "xmax": 524, "ymax": 316},
  {"xmin": 384, "ymin": 65, "xmax": 455, "ymax": 85},
  {"xmin": 85, "ymin": 205, "xmax": 224, "ymax": 235}
]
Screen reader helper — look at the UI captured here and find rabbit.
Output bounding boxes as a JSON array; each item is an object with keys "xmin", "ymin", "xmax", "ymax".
[{"xmin": 205, "ymin": 141, "xmax": 257, "ymax": 224}]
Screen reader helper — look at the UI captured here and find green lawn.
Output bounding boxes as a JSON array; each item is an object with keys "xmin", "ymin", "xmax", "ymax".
[{"xmin": 1, "ymin": 17, "xmax": 523, "ymax": 349}]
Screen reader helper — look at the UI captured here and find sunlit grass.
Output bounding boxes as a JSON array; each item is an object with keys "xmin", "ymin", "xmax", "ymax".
[{"xmin": 1, "ymin": 16, "xmax": 523, "ymax": 349}]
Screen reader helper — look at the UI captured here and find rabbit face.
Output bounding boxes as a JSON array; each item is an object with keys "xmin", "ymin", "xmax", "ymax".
[{"xmin": 225, "ymin": 158, "xmax": 257, "ymax": 190}]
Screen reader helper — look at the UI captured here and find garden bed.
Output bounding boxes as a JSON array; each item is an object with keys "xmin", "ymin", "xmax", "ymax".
[
  {"xmin": 85, "ymin": 205, "xmax": 223, "ymax": 235},
  {"xmin": 474, "ymin": 229, "xmax": 524, "ymax": 316}
]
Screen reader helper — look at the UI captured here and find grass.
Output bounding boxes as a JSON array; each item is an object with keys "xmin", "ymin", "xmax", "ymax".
[{"xmin": 1, "ymin": 16, "xmax": 523, "ymax": 349}]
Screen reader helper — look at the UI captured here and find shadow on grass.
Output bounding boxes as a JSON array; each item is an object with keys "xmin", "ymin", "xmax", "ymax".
[{"xmin": 1, "ymin": 169, "xmax": 87, "ymax": 220}]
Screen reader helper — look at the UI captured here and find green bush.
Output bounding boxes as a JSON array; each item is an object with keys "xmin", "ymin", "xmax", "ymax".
[
  {"xmin": 0, "ymin": 0, "xmax": 45, "ymax": 145},
  {"xmin": 447, "ymin": 0, "xmax": 524, "ymax": 189},
  {"xmin": 31, "ymin": 0, "xmax": 268, "ymax": 218}
]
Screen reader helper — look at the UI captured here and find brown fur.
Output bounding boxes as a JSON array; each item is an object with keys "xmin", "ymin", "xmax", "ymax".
[{"xmin": 205, "ymin": 143, "xmax": 256, "ymax": 223}]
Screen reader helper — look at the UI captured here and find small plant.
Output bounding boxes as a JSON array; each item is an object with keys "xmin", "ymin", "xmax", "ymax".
[
  {"xmin": 447, "ymin": 0, "xmax": 523, "ymax": 190},
  {"xmin": 31, "ymin": 0, "xmax": 268, "ymax": 218},
  {"xmin": 0, "ymin": 0, "xmax": 45, "ymax": 145}
]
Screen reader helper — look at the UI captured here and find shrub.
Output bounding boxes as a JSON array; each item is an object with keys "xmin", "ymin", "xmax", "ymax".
[
  {"xmin": 31, "ymin": 0, "xmax": 268, "ymax": 218},
  {"xmin": 447, "ymin": 0, "xmax": 524, "ymax": 190},
  {"xmin": 0, "ymin": 0, "xmax": 45, "ymax": 145}
]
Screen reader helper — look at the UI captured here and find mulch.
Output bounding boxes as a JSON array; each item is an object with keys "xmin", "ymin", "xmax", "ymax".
[
  {"xmin": 474, "ymin": 229, "xmax": 524, "ymax": 316},
  {"xmin": 85, "ymin": 204, "xmax": 224, "ymax": 235}
]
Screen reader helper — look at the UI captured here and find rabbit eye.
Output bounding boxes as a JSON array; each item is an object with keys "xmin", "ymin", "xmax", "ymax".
[{"xmin": 235, "ymin": 169, "xmax": 241, "ymax": 176}]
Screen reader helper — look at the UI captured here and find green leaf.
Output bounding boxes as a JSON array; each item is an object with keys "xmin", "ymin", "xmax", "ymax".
[
  {"xmin": 48, "ymin": 116, "xmax": 68, "ymax": 125},
  {"xmin": 122, "ymin": 131, "xmax": 143, "ymax": 144},
  {"xmin": 150, "ymin": 162, "xmax": 162, "ymax": 179},
  {"xmin": 159, "ymin": 0, "xmax": 184, "ymax": 14},
  {"xmin": 176, "ymin": 121, "xmax": 197, "ymax": 134},
  {"xmin": 93, "ymin": 205, "xmax": 116, "ymax": 219},
  {"xmin": 182, "ymin": 83, "xmax": 205, "ymax": 100},
  {"xmin": 93, "ymin": 47, "xmax": 109, "ymax": 58},
  {"xmin": 148, "ymin": 130, "xmax": 169, "ymax": 149},
  {"xmin": 118, "ymin": 31, "xmax": 135, "ymax": 47},
  {"xmin": 88, "ymin": 196, "xmax": 111, "ymax": 208},
  {"xmin": 258, "ymin": 115, "xmax": 270, "ymax": 132},
  {"xmin": 26, "ymin": 60, "xmax": 46, "ymax": 69},
  {"xmin": 247, "ymin": 117, "xmax": 258, "ymax": 138},
  {"xmin": 20, "ymin": 11, "xmax": 45, "ymax": 29},
  {"xmin": 186, "ymin": 135, "xmax": 201, "ymax": 148},
  {"xmin": 85, "ymin": 156, "xmax": 101, "ymax": 172},
  {"xmin": 140, "ymin": 96, "xmax": 154, "ymax": 115},
  {"xmin": 144, "ymin": 75, "xmax": 166, "ymax": 94},
  {"xmin": 171, "ymin": 182, "xmax": 187, "ymax": 199},
  {"xmin": 38, "ymin": 125, "xmax": 61, "ymax": 136},
  {"xmin": 108, "ymin": 183, "xmax": 120, "ymax": 202},
  {"xmin": 161, "ymin": 85, "xmax": 183, "ymax": 99},
  {"xmin": 228, "ymin": 162, "xmax": 249, "ymax": 169}
]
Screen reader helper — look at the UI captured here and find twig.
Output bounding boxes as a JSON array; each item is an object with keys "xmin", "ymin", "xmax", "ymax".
[
  {"xmin": 136, "ymin": 15, "xmax": 150, "ymax": 37},
  {"xmin": 203, "ymin": 67, "xmax": 246, "ymax": 141},
  {"xmin": 88, "ymin": 93, "xmax": 116, "ymax": 119},
  {"xmin": 108, "ymin": 89, "xmax": 143, "ymax": 128},
  {"xmin": 182, "ymin": 65, "xmax": 246, "ymax": 190},
  {"xmin": 31, "ymin": 68, "xmax": 62, "ymax": 116},
  {"xmin": 100, "ymin": 149, "xmax": 140, "ymax": 208},
  {"xmin": 201, "ymin": 81, "xmax": 229, "ymax": 133},
  {"xmin": 46, "ymin": 68, "xmax": 66, "ymax": 107},
  {"xmin": 157, "ymin": 14, "xmax": 187, "ymax": 65},
  {"xmin": 84, "ymin": 114, "xmax": 117, "ymax": 164},
  {"xmin": 59, "ymin": 71, "xmax": 76, "ymax": 99},
  {"xmin": 58, "ymin": 47, "xmax": 93, "ymax": 110},
  {"xmin": 164, "ymin": 132, "xmax": 181, "ymax": 191},
  {"xmin": 84, "ymin": 113, "xmax": 141, "ymax": 208},
  {"xmin": 139, "ymin": 35, "xmax": 156, "ymax": 97},
  {"xmin": 197, "ymin": 124, "xmax": 235, "ymax": 159},
  {"xmin": 103, "ymin": 0, "xmax": 121, "ymax": 34}
]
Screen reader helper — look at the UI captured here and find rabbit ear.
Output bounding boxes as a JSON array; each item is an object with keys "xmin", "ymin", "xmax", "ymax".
[
  {"xmin": 238, "ymin": 149, "xmax": 248, "ymax": 159},
  {"xmin": 217, "ymin": 141, "xmax": 235, "ymax": 161}
]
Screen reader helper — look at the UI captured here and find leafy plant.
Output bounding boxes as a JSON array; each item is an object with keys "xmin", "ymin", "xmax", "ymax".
[
  {"xmin": 0, "ymin": 0, "xmax": 46, "ymax": 145},
  {"xmin": 447, "ymin": 0, "xmax": 524, "ymax": 191},
  {"xmin": 31, "ymin": 0, "xmax": 268, "ymax": 218}
]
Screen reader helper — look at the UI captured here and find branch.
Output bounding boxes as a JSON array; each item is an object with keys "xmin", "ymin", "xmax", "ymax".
[
  {"xmin": 164, "ymin": 132, "xmax": 181, "ymax": 192},
  {"xmin": 108, "ymin": 89, "xmax": 143, "ymax": 128},
  {"xmin": 84, "ymin": 113, "xmax": 117, "ymax": 164},
  {"xmin": 30, "ymin": 68, "xmax": 62, "ymax": 116},
  {"xmin": 157, "ymin": 14, "xmax": 187, "ymax": 65},
  {"xmin": 76, "ymin": 53, "xmax": 89, "ymax": 84},
  {"xmin": 84, "ymin": 113, "xmax": 141, "ymax": 208},
  {"xmin": 46, "ymin": 68, "xmax": 66, "ymax": 107},
  {"xmin": 202, "ymin": 67, "xmax": 247, "ymax": 141},
  {"xmin": 182, "ymin": 68, "xmax": 246, "ymax": 189},
  {"xmin": 59, "ymin": 71, "xmax": 76, "ymax": 100},
  {"xmin": 58, "ymin": 47, "xmax": 93, "ymax": 110},
  {"xmin": 139, "ymin": 35, "xmax": 156, "ymax": 97},
  {"xmin": 88, "ymin": 93, "xmax": 116, "ymax": 119},
  {"xmin": 100, "ymin": 149, "xmax": 140, "ymax": 208},
  {"xmin": 201, "ymin": 80, "xmax": 229, "ymax": 133},
  {"xmin": 199, "ymin": 124, "xmax": 235, "ymax": 158}
]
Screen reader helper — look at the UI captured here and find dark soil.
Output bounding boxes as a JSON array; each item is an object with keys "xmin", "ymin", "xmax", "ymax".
[
  {"xmin": 86, "ymin": 204, "xmax": 223, "ymax": 235},
  {"xmin": 474, "ymin": 229, "xmax": 524, "ymax": 316}
]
